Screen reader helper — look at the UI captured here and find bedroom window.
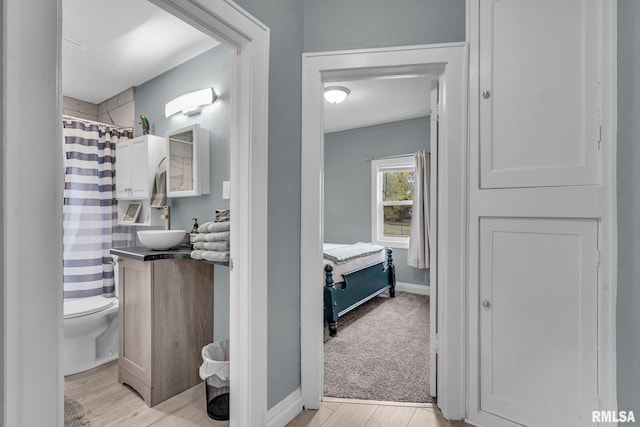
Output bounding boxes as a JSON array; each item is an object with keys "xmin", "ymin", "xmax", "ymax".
[{"xmin": 371, "ymin": 156, "xmax": 415, "ymax": 249}]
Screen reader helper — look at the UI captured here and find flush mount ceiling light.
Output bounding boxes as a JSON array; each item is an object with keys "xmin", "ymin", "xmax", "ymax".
[
  {"xmin": 323, "ymin": 86, "xmax": 350, "ymax": 104},
  {"xmin": 165, "ymin": 87, "xmax": 218, "ymax": 118}
]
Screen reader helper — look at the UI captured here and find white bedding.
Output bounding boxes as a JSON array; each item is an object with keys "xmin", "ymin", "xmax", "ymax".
[{"xmin": 323, "ymin": 243, "xmax": 386, "ymax": 283}]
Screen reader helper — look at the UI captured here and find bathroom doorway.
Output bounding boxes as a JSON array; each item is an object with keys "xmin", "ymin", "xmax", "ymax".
[{"xmin": 3, "ymin": 0, "xmax": 270, "ymax": 424}]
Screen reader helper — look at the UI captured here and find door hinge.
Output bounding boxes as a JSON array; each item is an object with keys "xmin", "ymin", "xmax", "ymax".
[
  {"xmin": 433, "ymin": 333, "xmax": 439, "ymax": 353},
  {"xmin": 597, "ymin": 109, "xmax": 602, "ymax": 151},
  {"xmin": 229, "ymin": 257, "xmax": 234, "ymax": 270},
  {"xmin": 596, "ymin": 250, "xmax": 601, "ymax": 268}
]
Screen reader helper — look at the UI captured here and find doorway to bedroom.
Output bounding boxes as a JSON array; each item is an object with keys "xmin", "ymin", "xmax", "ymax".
[
  {"xmin": 321, "ymin": 74, "xmax": 438, "ymax": 404},
  {"xmin": 301, "ymin": 44, "xmax": 467, "ymax": 417}
]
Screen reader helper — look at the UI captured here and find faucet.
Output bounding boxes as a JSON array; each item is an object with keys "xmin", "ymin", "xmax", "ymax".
[{"xmin": 161, "ymin": 206, "xmax": 170, "ymax": 230}]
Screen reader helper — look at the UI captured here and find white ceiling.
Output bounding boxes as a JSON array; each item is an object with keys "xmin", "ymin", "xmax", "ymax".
[
  {"xmin": 62, "ymin": 0, "xmax": 219, "ymax": 104},
  {"xmin": 62, "ymin": 0, "xmax": 431, "ymax": 132},
  {"xmin": 323, "ymin": 76, "xmax": 433, "ymax": 134}
]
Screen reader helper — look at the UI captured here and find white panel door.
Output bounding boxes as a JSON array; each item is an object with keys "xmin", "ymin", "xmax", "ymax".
[
  {"xmin": 115, "ymin": 140, "xmax": 132, "ymax": 199},
  {"xmin": 479, "ymin": 218, "xmax": 598, "ymax": 426},
  {"xmin": 468, "ymin": 1, "xmax": 614, "ymax": 426},
  {"xmin": 479, "ymin": 0, "xmax": 601, "ymax": 188}
]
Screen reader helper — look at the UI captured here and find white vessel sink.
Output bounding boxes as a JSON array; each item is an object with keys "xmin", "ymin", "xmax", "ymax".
[{"xmin": 137, "ymin": 230, "xmax": 187, "ymax": 250}]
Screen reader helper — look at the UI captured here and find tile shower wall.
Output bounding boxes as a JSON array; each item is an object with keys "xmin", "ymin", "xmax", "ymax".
[
  {"xmin": 62, "ymin": 96, "xmax": 98, "ymax": 121},
  {"xmin": 63, "ymin": 87, "xmax": 135, "ymax": 128},
  {"xmin": 98, "ymin": 88, "xmax": 135, "ymax": 128}
]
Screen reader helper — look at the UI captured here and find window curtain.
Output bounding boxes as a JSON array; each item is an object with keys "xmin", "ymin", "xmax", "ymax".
[
  {"xmin": 408, "ymin": 150, "xmax": 430, "ymax": 269},
  {"xmin": 63, "ymin": 118, "xmax": 134, "ymax": 299}
]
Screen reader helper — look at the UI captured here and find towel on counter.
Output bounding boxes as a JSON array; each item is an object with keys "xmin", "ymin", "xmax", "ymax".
[
  {"xmin": 191, "ymin": 250, "xmax": 230, "ymax": 263},
  {"xmin": 149, "ymin": 167, "xmax": 167, "ymax": 208},
  {"xmin": 198, "ymin": 220, "xmax": 230, "ymax": 233},
  {"xmin": 194, "ymin": 241, "xmax": 230, "ymax": 251},
  {"xmin": 193, "ymin": 231, "xmax": 230, "ymax": 242}
]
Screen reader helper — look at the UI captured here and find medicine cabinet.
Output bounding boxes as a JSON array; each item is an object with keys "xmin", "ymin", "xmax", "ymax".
[{"xmin": 166, "ymin": 124, "xmax": 210, "ymax": 198}]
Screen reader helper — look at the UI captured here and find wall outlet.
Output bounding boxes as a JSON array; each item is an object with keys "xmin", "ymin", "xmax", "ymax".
[{"xmin": 222, "ymin": 181, "xmax": 230, "ymax": 199}]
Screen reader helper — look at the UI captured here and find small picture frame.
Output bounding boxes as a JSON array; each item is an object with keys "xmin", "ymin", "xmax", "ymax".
[{"xmin": 121, "ymin": 202, "xmax": 142, "ymax": 224}]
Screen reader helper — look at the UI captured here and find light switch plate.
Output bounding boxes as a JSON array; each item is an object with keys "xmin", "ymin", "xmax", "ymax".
[{"xmin": 222, "ymin": 181, "xmax": 230, "ymax": 199}]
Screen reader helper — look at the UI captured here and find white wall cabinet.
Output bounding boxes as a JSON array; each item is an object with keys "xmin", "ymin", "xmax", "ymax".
[
  {"xmin": 116, "ymin": 135, "xmax": 165, "ymax": 200},
  {"xmin": 115, "ymin": 135, "xmax": 165, "ymax": 226},
  {"xmin": 166, "ymin": 124, "xmax": 210, "ymax": 198},
  {"xmin": 478, "ymin": 0, "xmax": 601, "ymax": 189}
]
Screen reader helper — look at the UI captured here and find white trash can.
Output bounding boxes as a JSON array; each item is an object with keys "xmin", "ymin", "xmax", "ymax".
[{"xmin": 199, "ymin": 340, "xmax": 230, "ymax": 421}]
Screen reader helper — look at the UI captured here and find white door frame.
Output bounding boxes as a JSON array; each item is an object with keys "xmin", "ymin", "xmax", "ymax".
[
  {"xmin": 300, "ymin": 43, "xmax": 468, "ymax": 420},
  {"xmin": 4, "ymin": 0, "xmax": 270, "ymax": 425},
  {"xmin": 429, "ymin": 79, "xmax": 439, "ymax": 398},
  {"xmin": 4, "ymin": 1, "xmax": 64, "ymax": 425}
]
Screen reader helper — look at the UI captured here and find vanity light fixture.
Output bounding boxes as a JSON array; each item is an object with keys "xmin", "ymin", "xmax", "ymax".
[
  {"xmin": 323, "ymin": 86, "xmax": 350, "ymax": 104},
  {"xmin": 165, "ymin": 87, "xmax": 218, "ymax": 118}
]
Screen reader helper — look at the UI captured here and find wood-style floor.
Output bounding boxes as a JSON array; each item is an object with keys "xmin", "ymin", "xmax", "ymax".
[
  {"xmin": 64, "ymin": 361, "xmax": 227, "ymax": 426},
  {"xmin": 65, "ymin": 361, "xmax": 472, "ymax": 426},
  {"xmin": 286, "ymin": 398, "xmax": 473, "ymax": 427}
]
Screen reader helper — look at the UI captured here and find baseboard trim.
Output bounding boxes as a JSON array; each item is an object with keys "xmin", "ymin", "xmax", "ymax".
[
  {"xmin": 395, "ymin": 281, "xmax": 430, "ymax": 295},
  {"xmin": 267, "ymin": 387, "xmax": 303, "ymax": 427}
]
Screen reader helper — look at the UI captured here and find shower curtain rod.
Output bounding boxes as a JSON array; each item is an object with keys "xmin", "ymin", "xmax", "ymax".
[{"xmin": 62, "ymin": 114, "xmax": 133, "ymax": 130}]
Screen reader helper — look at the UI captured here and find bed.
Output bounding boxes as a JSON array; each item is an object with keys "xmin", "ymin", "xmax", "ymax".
[{"xmin": 323, "ymin": 243, "xmax": 396, "ymax": 336}]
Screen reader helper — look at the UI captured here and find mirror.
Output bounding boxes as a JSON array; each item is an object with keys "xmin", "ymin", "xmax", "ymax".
[
  {"xmin": 168, "ymin": 129, "xmax": 195, "ymax": 193},
  {"xmin": 166, "ymin": 124, "xmax": 210, "ymax": 198}
]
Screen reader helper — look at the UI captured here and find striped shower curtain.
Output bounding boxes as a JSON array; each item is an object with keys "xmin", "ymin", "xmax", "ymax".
[{"xmin": 63, "ymin": 118, "xmax": 134, "ymax": 299}]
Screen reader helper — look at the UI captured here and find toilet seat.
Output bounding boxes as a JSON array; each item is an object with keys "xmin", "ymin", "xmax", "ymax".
[{"xmin": 64, "ymin": 296, "xmax": 116, "ymax": 319}]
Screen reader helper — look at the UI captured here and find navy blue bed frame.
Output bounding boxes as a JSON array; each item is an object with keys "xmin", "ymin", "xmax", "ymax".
[{"xmin": 324, "ymin": 248, "xmax": 396, "ymax": 336}]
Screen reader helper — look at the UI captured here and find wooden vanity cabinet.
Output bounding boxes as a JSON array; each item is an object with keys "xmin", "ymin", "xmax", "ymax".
[{"xmin": 117, "ymin": 257, "xmax": 213, "ymax": 407}]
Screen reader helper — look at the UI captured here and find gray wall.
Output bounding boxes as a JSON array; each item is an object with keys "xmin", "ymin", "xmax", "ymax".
[
  {"xmin": 232, "ymin": 0, "xmax": 304, "ymax": 409},
  {"xmin": 134, "ymin": 45, "xmax": 232, "ymax": 341},
  {"xmin": 325, "ymin": 118, "xmax": 430, "ymax": 286},
  {"xmin": 233, "ymin": 0, "xmax": 464, "ymax": 409},
  {"xmin": 303, "ymin": 0, "xmax": 466, "ymax": 52},
  {"xmin": 617, "ymin": 0, "xmax": 640, "ymax": 415}
]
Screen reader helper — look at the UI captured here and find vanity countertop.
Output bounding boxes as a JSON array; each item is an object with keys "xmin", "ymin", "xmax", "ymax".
[
  {"xmin": 110, "ymin": 246, "xmax": 193, "ymax": 262},
  {"xmin": 110, "ymin": 246, "xmax": 229, "ymax": 266}
]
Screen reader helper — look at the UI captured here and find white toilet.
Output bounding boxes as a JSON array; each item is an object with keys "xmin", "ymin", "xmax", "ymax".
[{"xmin": 63, "ymin": 256, "xmax": 120, "ymax": 376}]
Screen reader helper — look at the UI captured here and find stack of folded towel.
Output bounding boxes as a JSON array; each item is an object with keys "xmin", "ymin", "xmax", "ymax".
[{"xmin": 190, "ymin": 210, "xmax": 231, "ymax": 263}]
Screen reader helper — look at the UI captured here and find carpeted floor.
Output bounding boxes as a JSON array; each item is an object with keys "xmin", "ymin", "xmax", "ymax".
[
  {"xmin": 324, "ymin": 291, "xmax": 432, "ymax": 403},
  {"xmin": 64, "ymin": 396, "xmax": 92, "ymax": 427}
]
